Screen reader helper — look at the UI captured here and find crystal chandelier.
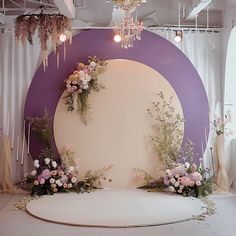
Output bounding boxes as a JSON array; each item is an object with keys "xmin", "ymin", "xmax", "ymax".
[{"xmin": 113, "ymin": 0, "xmax": 144, "ymax": 49}]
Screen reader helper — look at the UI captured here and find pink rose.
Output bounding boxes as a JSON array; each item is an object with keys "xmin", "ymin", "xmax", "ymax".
[
  {"xmin": 40, "ymin": 178, "xmax": 45, "ymax": 185},
  {"xmin": 180, "ymin": 176, "xmax": 191, "ymax": 186}
]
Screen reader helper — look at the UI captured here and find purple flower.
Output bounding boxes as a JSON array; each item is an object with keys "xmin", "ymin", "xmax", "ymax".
[
  {"xmin": 41, "ymin": 169, "xmax": 51, "ymax": 180},
  {"xmin": 60, "ymin": 175, "xmax": 68, "ymax": 183},
  {"xmin": 163, "ymin": 176, "xmax": 170, "ymax": 186}
]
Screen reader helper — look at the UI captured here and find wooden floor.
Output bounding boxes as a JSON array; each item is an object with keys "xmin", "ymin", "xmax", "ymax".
[{"xmin": 0, "ymin": 191, "xmax": 235, "ymax": 236}]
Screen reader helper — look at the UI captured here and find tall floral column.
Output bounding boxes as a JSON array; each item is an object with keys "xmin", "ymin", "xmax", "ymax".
[
  {"xmin": 212, "ymin": 113, "xmax": 232, "ymax": 193},
  {"xmin": 214, "ymin": 134, "xmax": 230, "ymax": 192}
]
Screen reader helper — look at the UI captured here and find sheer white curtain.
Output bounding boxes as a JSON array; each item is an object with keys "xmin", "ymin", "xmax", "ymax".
[
  {"xmin": 150, "ymin": 29, "xmax": 223, "ymax": 174},
  {"xmin": 0, "ymin": 31, "xmax": 41, "ymax": 184}
]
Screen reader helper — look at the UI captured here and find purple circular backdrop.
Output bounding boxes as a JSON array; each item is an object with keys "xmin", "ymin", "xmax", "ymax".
[{"xmin": 24, "ymin": 29, "xmax": 209, "ymax": 161}]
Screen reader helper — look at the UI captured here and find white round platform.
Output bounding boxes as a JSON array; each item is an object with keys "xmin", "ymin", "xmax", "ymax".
[{"xmin": 26, "ymin": 189, "xmax": 205, "ymax": 227}]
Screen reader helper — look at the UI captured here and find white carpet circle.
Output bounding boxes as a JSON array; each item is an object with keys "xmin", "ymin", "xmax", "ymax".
[{"xmin": 26, "ymin": 189, "xmax": 205, "ymax": 227}]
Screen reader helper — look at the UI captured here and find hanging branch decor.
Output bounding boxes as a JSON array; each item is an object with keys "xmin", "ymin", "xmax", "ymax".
[{"xmin": 14, "ymin": 6, "xmax": 72, "ymax": 70}]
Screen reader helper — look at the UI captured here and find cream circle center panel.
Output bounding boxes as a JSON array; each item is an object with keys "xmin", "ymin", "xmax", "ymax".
[{"xmin": 54, "ymin": 59, "xmax": 184, "ymax": 188}]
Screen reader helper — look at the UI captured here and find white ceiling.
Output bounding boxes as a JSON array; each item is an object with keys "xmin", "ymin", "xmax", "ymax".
[{"xmin": 0, "ymin": 0, "xmax": 227, "ymax": 29}]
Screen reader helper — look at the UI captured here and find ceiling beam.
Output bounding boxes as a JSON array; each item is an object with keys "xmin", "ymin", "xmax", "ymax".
[
  {"xmin": 186, "ymin": 0, "xmax": 212, "ymax": 20},
  {"xmin": 53, "ymin": 0, "xmax": 75, "ymax": 19}
]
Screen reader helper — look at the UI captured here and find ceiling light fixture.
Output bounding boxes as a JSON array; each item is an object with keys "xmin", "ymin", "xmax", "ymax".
[
  {"xmin": 59, "ymin": 33, "xmax": 67, "ymax": 42},
  {"xmin": 174, "ymin": 2, "xmax": 183, "ymax": 43},
  {"xmin": 174, "ymin": 30, "xmax": 183, "ymax": 43},
  {"xmin": 113, "ymin": 0, "xmax": 144, "ymax": 49},
  {"xmin": 114, "ymin": 34, "xmax": 122, "ymax": 42}
]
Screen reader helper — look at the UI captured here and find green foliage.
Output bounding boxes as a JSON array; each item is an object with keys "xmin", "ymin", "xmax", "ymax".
[
  {"xmin": 38, "ymin": 146, "xmax": 54, "ymax": 161},
  {"xmin": 64, "ymin": 56, "xmax": 107, "ymax": 124},
  {"xmin": 27, "ymin": 108, "xmax": 52, "ymax": 147},
  {"xmin": 148, "ymin": 92, "xmax": 184, "ymax": 169}
]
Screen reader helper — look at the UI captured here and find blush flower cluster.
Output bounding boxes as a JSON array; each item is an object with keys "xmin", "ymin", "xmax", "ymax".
[
  {"xmin": 163, "ymin": 162, "xmax": 206, "ymax": 197},
  {"xmin": 64, "ymin": 56, "xmax": 107, "ymax": 118},
  {"xmin": 24, "ymin": 158, "xmax": 78, "ymax": 196}
]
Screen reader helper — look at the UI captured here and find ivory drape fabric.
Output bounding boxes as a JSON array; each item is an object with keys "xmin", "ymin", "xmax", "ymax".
[
  {"xmin": 0, "ymin": 135, "xmax": 14, "ymax": 192},
  {"xmin": 0, "ymin": 31, "xmax": 41, "ymax": 184},
  {"xmin": 214, "ymin": 134, "xmax": 231, "ymax": 192}
]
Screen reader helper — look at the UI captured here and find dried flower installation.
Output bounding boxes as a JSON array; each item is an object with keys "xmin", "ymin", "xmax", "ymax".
[{"xmin": 14, "ymin": 6, "xmax": 72, "ymax": 70}]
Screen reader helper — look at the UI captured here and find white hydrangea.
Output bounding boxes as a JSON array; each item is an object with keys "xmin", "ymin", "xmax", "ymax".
[
  {"xmin": 44, "ymin": 158, "xmax": 50, "ymax": 165},
  {"xmin": 169, "ymin": 186, "xmax": 175, "ymax": 192},
  {"xmin": 170, "ymin": 178, "xmax": 176, "ymax": 185},
  {"xmin": 49, "ymin": 178, "xmax": 55, "ymax": 184},
  {"xmin": 51, "ymin": 161, "xmax": 57, "ymax": 168},
  {"xmin": 90, "ymin": 61, "xmax": 96, "ymax": 68},
  {"xmin": 185, "ymin": 162, "xmax": 190, "ymax": 169},
  {"xmin": 31, "ymin": 170, "xmax": 37, "ymax": 176},
  {"xmin": 71, "ymin": 177, "xmax": 77, "ymax": 183},
  {"xmin": 34, "ymin": 160, "xmax": 40, "ymax": 168},
  {"xmin": 174, "ymin": 181, "xmax": 180, "ymax": 188},
  {"xmin": 79, "ymin": 71, "xmax": 85, "ymax": 77},
  {"xmin": 68, "ymin": 166, "xmax": 74, "ymax": 173},
  {"xmin": 55, "ymin": 179, "xmax": 62, "ymax": 187}
]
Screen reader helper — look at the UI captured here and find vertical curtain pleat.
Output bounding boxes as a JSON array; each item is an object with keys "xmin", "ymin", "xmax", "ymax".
[{"xmin": 0, "ymin": 31, "xmax": 41, "ymax": 184}]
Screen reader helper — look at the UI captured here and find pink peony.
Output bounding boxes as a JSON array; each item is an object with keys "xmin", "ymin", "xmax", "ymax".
[
  {"xmin": 41, "ymin": 169, "xmax": 51, "ymax": 180},
  {"xmin": 180, "ymin": 176, "xmax": 191, "ymax": 186},
  {"xmin": 60, "ymin": 175, "xmax": 68, "ymax": 184},
  {"xmin": 40, "ymin": 178, "xmax": 45, "ymax": 185},
  {"xmin": 189, "ymin": 172, "xmax": 202, "ymax": 182}
]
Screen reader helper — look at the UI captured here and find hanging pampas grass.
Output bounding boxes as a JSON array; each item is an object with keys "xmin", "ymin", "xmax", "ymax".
[{"xmin": 14, "ymin": 6, "xmax": 72, "ymax": 70}]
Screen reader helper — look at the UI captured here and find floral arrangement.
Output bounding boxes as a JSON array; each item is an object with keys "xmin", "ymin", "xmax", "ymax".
[
  {"xmin": 25, "ymin": 112, "xmax": 112, "ymax": 196},
  {"xmin": 211, "ymin": 110, "xmax": 232, "ymax": 136},
  {"xmin": 23, "ymin": 149, "xmax": 111, "ymax": 196},
  {"xmin": 162, "ymin": 162, "xmax": 211, "ymax": 198},
  {"xmin": 64, "ymin": 56, "xmax": 107, "ymax": 123},
  {"xmin": 148, "ymin": 92, "xmax": 185, "ymax": 169},
  {"xmin": 135, "ymin": 91, "xmax": 213, "ymax": 199},
  {"xmin": 14, "ymin": 6, "xmax": 72, "ymax": 69},
  {"xmin": 136, "ymin": 156, "xmax": 212, "ymax": 199}
]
